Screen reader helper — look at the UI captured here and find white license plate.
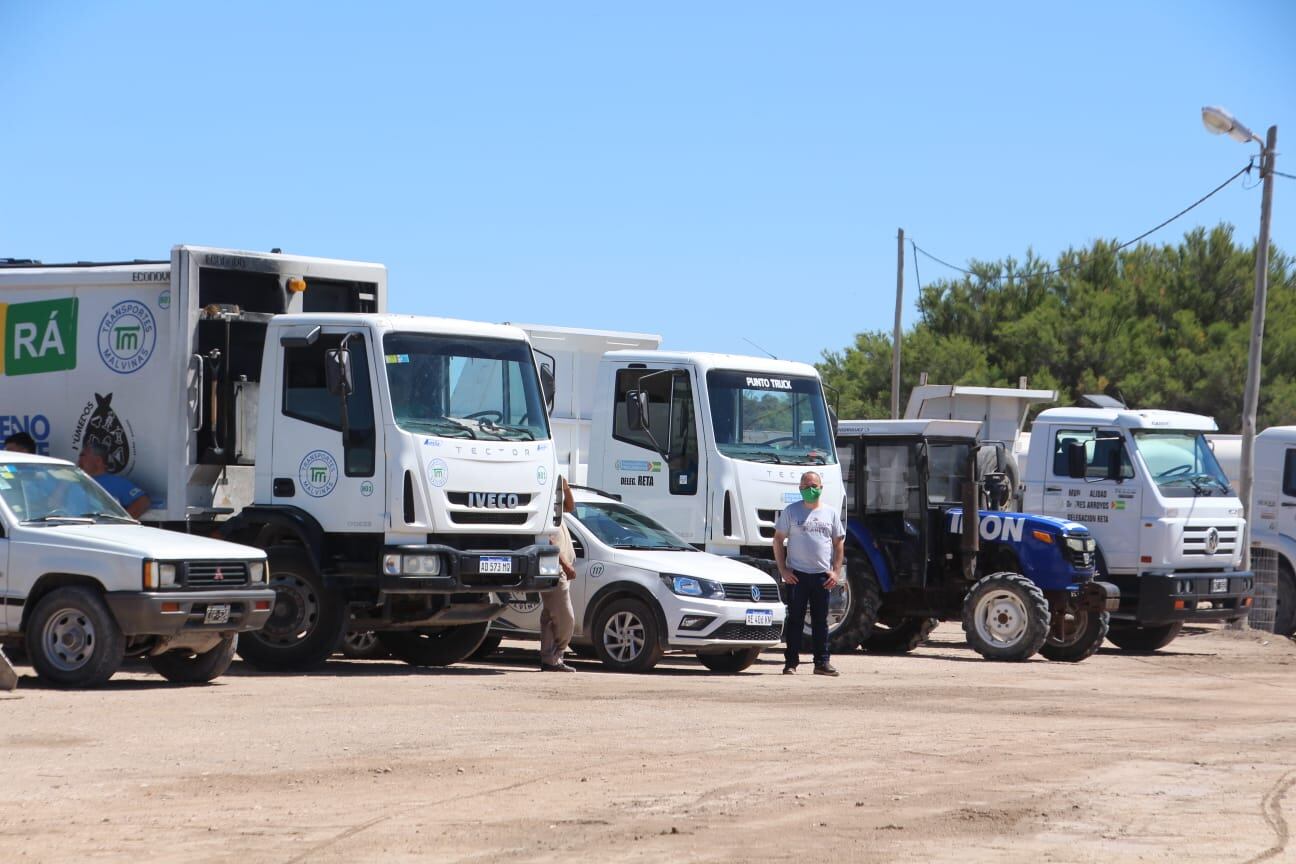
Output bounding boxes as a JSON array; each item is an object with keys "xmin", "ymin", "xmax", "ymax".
[
  {"xmin": 480, "ymin": 556, "xmax": 513, "ymax": 575},
  {"xmin": 745, "ymin": 609, "xmax": 774, "ymax": 626},
  {"xmin": 203, "ymin": 604, "xmax": 230, "ymax": 624},
  {"xmin": 1211, "ymin": 578, "xmax": 1228, "ymax": 594}
]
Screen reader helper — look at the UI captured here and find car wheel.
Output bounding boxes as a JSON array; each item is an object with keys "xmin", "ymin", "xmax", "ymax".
[
  {"xmin": 592, "ymin": 597, "xmax": 664, "ymax": 673},
  {"xmin": 148, "ymin": 634, "xmax": 238, "ymax": 683},
  {"xmin": 26, "ymin": 586, "xmax": 125, "ymax": 688}
]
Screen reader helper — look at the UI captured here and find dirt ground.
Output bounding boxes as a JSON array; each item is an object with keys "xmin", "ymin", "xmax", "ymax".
[{"xmin": 2, "ymin": 624, "xmax": 1294, "ymax": 864}]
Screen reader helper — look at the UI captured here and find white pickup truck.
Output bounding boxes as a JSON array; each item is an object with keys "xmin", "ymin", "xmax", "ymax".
[{"xmin": 0, "ymin": 451, "xmax": 274, "ymax": 686}]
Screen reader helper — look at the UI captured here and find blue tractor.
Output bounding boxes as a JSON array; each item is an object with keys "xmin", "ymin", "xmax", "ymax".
[{"xmin": 832, "ymin": 420, "xmax": 1119, "ymax": 661}]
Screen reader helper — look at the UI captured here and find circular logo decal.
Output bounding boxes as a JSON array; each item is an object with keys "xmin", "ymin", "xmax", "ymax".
[
  {"xmin": 299, "ymin": 450, "xmax": 339, "ymax": 498},
  {"xmin": 537, "ymin": 466, "xmax": 548, "ymax": 485},
  {"xmin": 505, "ymin": 592, "xmax": 542, "ymax": 614},
  {"xmin": 427, "ymin": 458, "xmax": 449, "ymax": 488},
  {"xmin": 589, "ymin": 562, "xmax": 605, "ymax": 579},
  {"xmin": 98, "ymin": 300, "xmax": 157, "ymax": 374},
  {"xmin": 360, "ymin": 480, "xmax": 374, "ymax": 497}
]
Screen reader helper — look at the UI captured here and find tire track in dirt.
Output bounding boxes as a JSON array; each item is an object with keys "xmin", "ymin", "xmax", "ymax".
[{"xmin": 1243, "ymin": 769, "xmax": 1294, "ymax": 864}]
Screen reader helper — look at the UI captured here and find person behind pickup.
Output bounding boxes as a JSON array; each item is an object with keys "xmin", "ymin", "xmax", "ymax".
[
  {"xmin": 773, "ymin": 470, "xmax": 845, "ymax": 677},
  {"xmin": 4, "ymin": 432, "xmax": 37, "ymax": 453},
  {"xmin": 77, "ymin": 443, "xmax": 151, "ymax": 519}
]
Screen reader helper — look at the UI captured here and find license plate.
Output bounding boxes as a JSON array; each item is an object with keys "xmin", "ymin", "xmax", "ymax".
[
  {"xmin": 480, "ymin": 556, "xmax": 513, "ymax": 575},
  {"xmin": 203, "ymin": 604, "xmax": 230, "ymax": 624},
  {"xmin": 745, "ymin": 609, "xmax": 774, "ymax": 626},
  {"xmin": 1211, "ymin": 578, "xmax": 1228, "ymax": 594}
]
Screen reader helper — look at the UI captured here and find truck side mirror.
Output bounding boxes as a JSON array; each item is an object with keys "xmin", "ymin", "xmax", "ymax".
[
  {"xmin": 1067, "ymin": 441, "xmax": 1087, "ymax": 479},
  {"xmin": 626, "ymin": 389, "xmax": 650, "ymax": 431},
  {"xmin": 533, "ymin": 348, "xmax": 556, "ymax": 414},
  {"xmin": 1105, "ymin": 447, "xmax": 1124, "ymax": 481},
  {"xmin": 325, "ymin": 347, "xmax": 354, "ymax": 397}
]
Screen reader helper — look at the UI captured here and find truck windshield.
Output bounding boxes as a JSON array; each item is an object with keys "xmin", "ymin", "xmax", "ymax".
[
  {"xmin": 0, "ymin": 462, "xmax": 132, "ymax": 523},
  {"xmin": 383, "ymin": 333, "xmax": 551, "ymax": 441},
  {"xmin": 706, "ymin": 371, "xmax": 837, "ymax": 465},
  {"xmin": 1132, "ymin": 430, "xmax": 1232, "ymax": 497},
  {"xmin": 572, "ymin": 500, "xmax": 695, "ymax": 551}
]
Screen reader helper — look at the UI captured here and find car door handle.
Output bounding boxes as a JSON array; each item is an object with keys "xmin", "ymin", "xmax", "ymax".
[
  {"xmin": 1045, "ymin": 486, "xmax": 1062, "ymax": 493},
  {"xmin": 1282, "ymin": 502, "xmax": 1296, "ymax": 508}
]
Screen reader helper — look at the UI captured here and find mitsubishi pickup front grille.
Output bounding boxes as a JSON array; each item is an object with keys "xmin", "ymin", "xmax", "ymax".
[
  {"xmin": 184, "ymin": 561, "xmax": 249, "ymax": 587},
  {"xmin": 1182, "ymin": 525, "xmax": 1239, "ymax": 557}
]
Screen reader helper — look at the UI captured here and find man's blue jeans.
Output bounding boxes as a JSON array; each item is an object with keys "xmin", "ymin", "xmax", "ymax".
[{"xmin": 784, "ymin": 570, "xmax": 830, "ymax": 667}]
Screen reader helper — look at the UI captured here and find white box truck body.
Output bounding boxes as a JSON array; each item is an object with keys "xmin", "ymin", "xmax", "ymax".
[{"xmin": 0, "ymin": 246, "xmax": 561, "ymax": 670}]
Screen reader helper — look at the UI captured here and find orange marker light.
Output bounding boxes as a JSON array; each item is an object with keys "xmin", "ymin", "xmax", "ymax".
[
  {"xmin": 255, "ymin": 600, "xmax": 272, "ymax": 611},
  {"xmin": 287, "ymin": 277, "xmax": 307, "ymax": 294},
  {"xmin": 1173, "ymin": 600, "xmax": 1186, "ymax": 610},
  {"xmin": 160, "ymin": 602, "xmax": 181, "ymax": 613},
  {"xmin": 1032, "ymin": 530, "xmax": 1054, "ymax": 544}
]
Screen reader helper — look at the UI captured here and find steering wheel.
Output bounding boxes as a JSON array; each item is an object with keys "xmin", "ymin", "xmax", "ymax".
[
  {"xmin": 764, "ymin": 436, "xmax": 798, "ymax": 449},
  {"xmin": 465, "ymin": 410, "xmax": 504, "ymax": 423},
  {"xmin": 1155, "ymin": 464, "xmax": 1193, "ymax": 480}
]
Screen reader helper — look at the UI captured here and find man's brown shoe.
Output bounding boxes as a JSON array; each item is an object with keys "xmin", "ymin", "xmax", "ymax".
[{"xmin": 813, "ymin": 663, "xmax": 840, "ymax": 677}]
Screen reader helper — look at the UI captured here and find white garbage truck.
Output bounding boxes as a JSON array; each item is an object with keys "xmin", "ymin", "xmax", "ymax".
[
  {"xmin": 908, "ymin": 386, "xmax": 1255, "ymax": 650},
  {"xmin": 0, "ymin": 246, "xmax": 562, "ymax": 670},
  {"xmin": 518, "ymin": 325, "xmax": 852, "ymax": 647}
]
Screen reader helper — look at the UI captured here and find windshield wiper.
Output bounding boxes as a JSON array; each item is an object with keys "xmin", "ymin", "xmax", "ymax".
[
  {"xmin": 409, "ymin": 417, "xmax": 475, "ymax": 438},
  {"xmin": 80, "ymin": 511, "xmax": 137, "ymax": 523},
  {"xmin": 473, "ymin": 418, "xmax": 536, "ymax": 441},
  {"xmin": 26, "ymin": 515, "xmax": 95, "ymax": 524}
]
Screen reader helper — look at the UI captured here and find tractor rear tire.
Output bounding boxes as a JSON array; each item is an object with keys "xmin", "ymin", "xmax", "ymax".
[
  {"xmin": 814, "ymin": 546, "xmax": 882, "ymax": 653},
  {"xmin": 1040, "ymin": 608, "xmax": 1109, "ymax": 662},
  {"xmin": 961, "ymin": 572, "xmax": 1050, "ymax": 661},
  {"xmin": 1105, "ymin": 621, "xmax": 1183, "ymax": 652},
  {"xmin": 861, "ymin": 614, "xmax": 938, "ymax": 654}
]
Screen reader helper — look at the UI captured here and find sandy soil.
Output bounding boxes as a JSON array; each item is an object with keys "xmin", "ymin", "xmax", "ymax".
[{"xmin": 2, "ymin": 624, "xmax": 1294, "ymax": 864}]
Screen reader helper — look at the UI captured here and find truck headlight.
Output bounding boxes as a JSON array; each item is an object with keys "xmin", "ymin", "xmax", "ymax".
[
  {"xmin": 249, "ymin": 562, "xmax": 266, "ymax": 584},
  {"xmin": 404, "ymin": 554, "xmax": 442, "ymax": 576},
  {"xmin": 661, "ymin": 574, "xmax": 726, "ymax": 599},
  {"xmin": 538, "ymin": 553, "xmax": 561, "ymax": 577}
]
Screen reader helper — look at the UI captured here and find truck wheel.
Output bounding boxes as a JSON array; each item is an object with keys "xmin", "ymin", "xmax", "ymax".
[
  {"xmin": 148, "ymin": 634, "xmax": 237, "ymax": 683},
  {"xmin": 377, "ymin": 623, "xmax": 491, "ymax": 667},
  {"xmin": 861, "ymin": 614, "xmax": 938, "ymax": 654},
  {"xmin": 26, "ymin": 586, "xmax": 125, "ymax": 688},
  {"xmin": 1105, "ymin": 621, "xmax": 1182, "ymax": 652},
  {"xmin": 1040, "ymin": 608, "xmax": 1110, "ymax": 662},
  {"xmin": 236, "ymin": 546, "xmax": 344, "ymax": 670},
  {"xmin": 961, "ymin": 572, "xmax": 1050, "ymax": 661},
  {"xmin": 697, "ymin": 646, "xmax": 763, "ymax": 673},
  {"xmin": 1275, "ymin": 560, "xmax": 1296, "ymax": 637},
  {"xmin": 805, "ymin": 546, "xmax": 881, "ymax": 653},
  {"xmin": 469, "ymin": 633, "xmax": 503, "ymax": 659},
  {"xmin": 592, "ymin": 597, "xmax": 665, "ymax": 673},
  {"xmin": 340, "ymin": 630, "xmax": 390, "ymax": 660}
]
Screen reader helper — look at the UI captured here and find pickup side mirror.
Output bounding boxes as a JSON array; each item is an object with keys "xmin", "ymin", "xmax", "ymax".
[
  {"xmin": 325, "ymin": 347, "xmax": 354, "ymax": 397},
  {"xmin": 626, "ymin": 389, "xmax": 650, "ymax": 431},
  {"xmin": 1067, "ymin": 441, "xmax": 1088, "ymax": 479}
]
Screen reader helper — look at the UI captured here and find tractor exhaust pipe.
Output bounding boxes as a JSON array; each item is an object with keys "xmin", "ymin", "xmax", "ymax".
[{"xmin": 961, "ymin": 447, "xmax": 980, "ymax": 582}]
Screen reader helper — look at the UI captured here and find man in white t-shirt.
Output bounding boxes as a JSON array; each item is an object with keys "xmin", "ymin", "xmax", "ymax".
[{"xmin": 773, "ymin": 470, "xmax": 845, "ymax": 677}]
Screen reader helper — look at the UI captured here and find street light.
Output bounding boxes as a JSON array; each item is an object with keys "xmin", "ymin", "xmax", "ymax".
[{"xmin": 1201, "ymin": 105, "xmax": 1278, "ymax": 572}]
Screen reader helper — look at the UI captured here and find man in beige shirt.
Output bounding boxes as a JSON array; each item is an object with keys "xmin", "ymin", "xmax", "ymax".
[{"xmin": 540, "ymin": 475, "xmax": 578, "ymax": 672}]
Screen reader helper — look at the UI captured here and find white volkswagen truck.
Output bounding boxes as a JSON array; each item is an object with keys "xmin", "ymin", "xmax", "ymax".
[
  {"xmin": 0, "ymin": 451, "xmax": 273, "ymax": 687},
  {"xmin": 0, "ymin": 246, "xmax": 561, "ymax": 670}
]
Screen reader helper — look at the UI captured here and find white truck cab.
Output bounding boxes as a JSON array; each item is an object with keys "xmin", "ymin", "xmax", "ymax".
[
  {"xmin": 0, "ymin": 452, "xmax": 272, "ymax": 686},
  {"xmin": 1021, "ymin": 406, "xmax": 1253, "ymax": 647},
  {"xmin": 0, "ymin": 247, "xmax": 561, "ymax": 671}
]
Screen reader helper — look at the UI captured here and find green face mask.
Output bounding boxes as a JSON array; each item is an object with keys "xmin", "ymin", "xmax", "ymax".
[{"xmin": 800, "ymin": 486, "xmax": 822, "ymax": 503}]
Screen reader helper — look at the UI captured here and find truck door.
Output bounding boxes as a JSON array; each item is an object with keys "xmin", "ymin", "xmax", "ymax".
[
  {"xmin": 605, "ymin": 366, "xmax": 707, "ymax": 542},
  {"xmin": 269, "ymin": 327, "xmax": 384, "ymax": 533},
  {"xmin": 1041, "ymin": 427, "xmax": 1140, "ymax": 573},
  {"xmin": 1275, "ymin": 446, "xmax": 1296, "ymax": 543},
  {"xmin": 0, "ymin": 518, "xmax": 8, "ymax": 632}
]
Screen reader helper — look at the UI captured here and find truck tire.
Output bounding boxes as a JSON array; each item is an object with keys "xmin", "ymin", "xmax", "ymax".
[
  {"xmin": 148, "ymin": 634, "xmax": 237, "ymax": 683},
  {"xmin": 592, "ymin": 597, "xmax": 665, "ymax": 673},
  {"xmin": 697, "ymin": 646, "xmax": 763, "ymax": 673},
  {"xmin": 377, "ymin": 623, "xmax": 491, "ymax": 667},
  {"xmin": 807, "ymin": 546, "xmax": 881, "ymax": 653},
  {"xmin": 961, "ymin": 572, "xmax": 1050, "ymax": 661},
  {"xmin": 1040, "ymin": 608, "xmax": 1110, "ymax": 662},
  {"xmin": 1105, "ymin": 621, "xmax": 1182, "ymax": 652},
  {"xmin": 861, "ymin": 614, "xmax": 938, "ymax": 654},
  {"xmin": 340, "ymin": 630, "xmax": 390, "ymax": 660},
  {"xmin": 26, "ymin": 586, "xmax": 125, "ymax": 688},
  {"xmin": 1276, "ymin": 560, "xmax": 1296, "ymax": 637},
  {"xmin": 236, "ymin": 546, "xmax": 345, "ymax": 670},
  {"xmin": 469, "ymin": 633, "xmax": 503, "ymax": 660}
]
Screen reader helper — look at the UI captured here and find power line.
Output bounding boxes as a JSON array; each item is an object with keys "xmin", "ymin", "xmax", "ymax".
[
  {"xmin": 1275, "ymin": 169, "xmax": 1296, "ymax": 182},
  {"xmin": 911, "ymin": 159, "xmax": 1256, "ymax": 284}
]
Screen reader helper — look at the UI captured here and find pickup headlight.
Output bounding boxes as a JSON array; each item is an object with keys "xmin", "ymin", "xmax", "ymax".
[
  {"xmin": 143, "ymin": 561, "xmax": 178, "ymax": 589},
  {"xmin": 249, "ymin": 561, "xmax": 266, "ymax": 584},
  {"xmin": 661, "ymin": 574, "xmax": 726, "ymax": 599}
]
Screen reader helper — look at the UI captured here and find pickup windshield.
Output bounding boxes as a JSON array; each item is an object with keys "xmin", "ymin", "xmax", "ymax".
[
  {"xmin": 0, "ymin": 462, "xmax": 132, "ymax": 523},
  {"xmin": 706, "ymin": 370, "xmax": 837, "ymax": 465},
  {"xmin": 572, "ymin": 501, "xmax": 695, "ymax": 551},
  {"xmin": 1132, "ymin": 430, "xmax": 1232, "ymax": 497},
  {"xmin": 383, "ymin": 333, "xmax": 551, "ymax": 442}
]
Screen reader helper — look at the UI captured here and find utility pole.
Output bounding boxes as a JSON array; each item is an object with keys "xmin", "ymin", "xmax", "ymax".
[
  {"xmin": 892, "ymin": 228, "xmax": 904, "ymax": 418},
  {"xmin": 1239, "ymin": 124, "xmax": 1278, "ymax": 571}
]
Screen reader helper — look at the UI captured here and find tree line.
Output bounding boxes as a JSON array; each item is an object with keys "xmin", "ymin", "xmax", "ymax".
[{"xmin": 817, "ymin": 224, "xmax": 1296, "ymax": 434}]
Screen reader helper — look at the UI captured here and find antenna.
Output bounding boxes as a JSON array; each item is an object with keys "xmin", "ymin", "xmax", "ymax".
[{"xmin": 742, "ymin": 337, "xmax": 777, "ymax": 359}]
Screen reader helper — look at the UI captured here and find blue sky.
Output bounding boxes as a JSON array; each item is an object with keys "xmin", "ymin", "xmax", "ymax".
[{"xmin": 2, "ymin": 1, "xmax": 1292, "ymax": 368}]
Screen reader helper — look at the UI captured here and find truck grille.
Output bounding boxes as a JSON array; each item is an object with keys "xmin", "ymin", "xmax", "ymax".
[
  {"xmin": 448, "ymin": 512, "xmax": 530, "ymax": 526},
  {"xmin": 712, "ymin": 622, "xmax": 783, "ymax": 641},
  {"xmin": 446, "ymin": 492, "xmax": 533, "ymax": 507},
  {"xmin": 755, "ymin": 509, "xmax": 782, "ymax": 540},
  {"xmin": 184, "ymin": 561, "xmax": 249, "ymax": 587},
  {"xmin": 1182, "ymin": 525, "xmax": 1239, "ymax": 557},
  {"xmin": 722, "ymin": 584, "xmax": 781, "ymax": 602}
]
